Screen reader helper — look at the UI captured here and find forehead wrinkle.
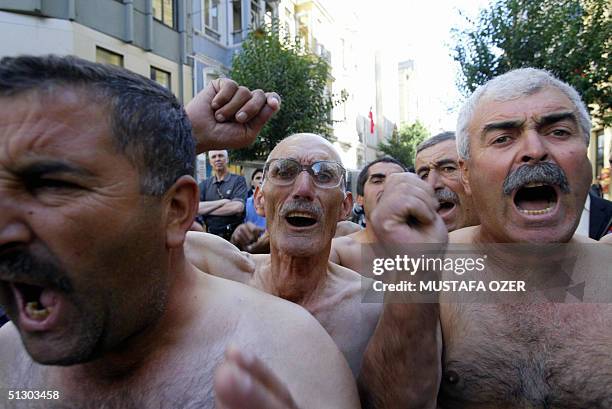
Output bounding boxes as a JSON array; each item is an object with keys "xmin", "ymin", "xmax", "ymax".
[{"xmin": 269, "ymin": 134, "xmax": 342, "ymax": 164}]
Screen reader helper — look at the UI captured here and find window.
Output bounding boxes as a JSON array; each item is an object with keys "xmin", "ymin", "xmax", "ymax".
[
  {"xmin": 96, "ymin": 47, "xmax": 123, "ymax": 67},
  {"xmin": 596, "ymin": 131, "xmax": 605, "ymax": 177},
  {"xmin": 153, "ymin": 0, "xmax": 176, "ymax": 29},
  {"xmin": 250, "ymin": 0, "xmax": 262, "ymax": 27},
  {"xmin": 204, "ymin": 0, "xmax": 221, "ymax": 40},
  {"xmin": 232, "ymin": 0, "xmax": 243, "ymax": 44},
  {"xmin": 151, "ymin": 67, "xmax": 171, "ymax": 90}
]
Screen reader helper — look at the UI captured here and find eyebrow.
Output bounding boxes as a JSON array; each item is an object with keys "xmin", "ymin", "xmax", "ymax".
[
  {"xmin": 17, "ymin": 160, "xmax": 94, "ymax": 178},
  {"xmin": 482, "ymin": 119, "xmax": 526, "ymax": 135},
  {"xmin": 416, "ymin": 159, "xmax": 456, "ymax": 174},
  {"xmin": 535, "ymin": 111, "xmax": 576, "ymax": 128},
  {"xmin": 368, "ymin": 173, "xmax": 386, "ymax": 180}
]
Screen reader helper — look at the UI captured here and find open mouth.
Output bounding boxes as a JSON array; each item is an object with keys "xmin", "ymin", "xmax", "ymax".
[
  {"xmin": 7, "ymin": 281, "xmax": 63, "ymax": 331},
  {"xmin": 285, "ymin": 211, "xmax": 318, "ymax": 228},
  {"xmin": 437, "ymin": 201, "xmax": 456, "ymax": 217},
  {"xmin": 513, "ymin": 182, "xmax": 558, "ymax": 216}
]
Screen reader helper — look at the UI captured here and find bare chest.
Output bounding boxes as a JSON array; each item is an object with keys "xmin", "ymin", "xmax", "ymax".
[
  {"xmin": 305, "ymin": 287, "xmax": 381, "ymax": 376},
  {"xmin": 440, "ymin": 303, "xmax": 612, "ymax": 409},
  {"xmin": 3, "ymin": 342, "xmax": 225, "ymax": 409}
]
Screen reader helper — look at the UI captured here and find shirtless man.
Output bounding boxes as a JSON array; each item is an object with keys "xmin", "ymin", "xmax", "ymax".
[
  {"xmin": 330, "ymin": 157, "xmax": 407, "ymax": 274},
  {"xmin": 187, "ymin": 133, "xmax": 388, "ymax": 376},
  {"xmin": 0, "ymin": 55, "xmax": 358, "ymax": 409},
  {"xmin": 360, "ymin": 68, "xmax": 612, "ymax": 408},
  {"xmin": 415, "ymin": 132, "xmax": 479, "ymax": 232}
]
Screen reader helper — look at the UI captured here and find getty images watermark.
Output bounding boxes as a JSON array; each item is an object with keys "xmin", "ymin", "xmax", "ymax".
[
  {"xmin": 371, "ymin": 254, "xmax": 525, "ymax": 293},
  {"xmin": 360, "ymin": 243, "xmax": 612, "ymax": 303}
]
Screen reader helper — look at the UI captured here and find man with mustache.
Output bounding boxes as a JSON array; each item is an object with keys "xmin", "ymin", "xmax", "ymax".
[
  {"xmin": 187, "ymin": 134, "xmax": 419, "ymax": 376},
  {"xmin": 360, "ymin": 68, "xmax": 612, "ymax": 408},
  {"xmin": 0, "ymin": 55, "xmax": 359, "ymax": 409},
  {"xmin": 330, "ymin": 157, "xmax": 407, "ymax": 274},
  {"xmin": 415, "ymin": 132, "xmax": 479, "ymax": 232}
]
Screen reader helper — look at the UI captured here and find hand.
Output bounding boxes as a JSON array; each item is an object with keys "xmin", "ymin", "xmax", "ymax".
[
  {"xmin": 371, "ymin": 173, "xmax": 448, "ymax": 244},
  {"xmin": 215, "ymin": 347, "xmax": 299, "ymax": 409},
  {"xmin": 231, "ymin": 222, "xmax": 265, "ymax": 251},
  {"xmin": 186, "ymin": 78, "xmax": 281, "ymax": 153}
]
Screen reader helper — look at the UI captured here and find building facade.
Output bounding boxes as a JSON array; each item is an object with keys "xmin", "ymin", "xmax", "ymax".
[{"xmin": 0, "ymin": 0, "xmax": 193, "ymax": 103}]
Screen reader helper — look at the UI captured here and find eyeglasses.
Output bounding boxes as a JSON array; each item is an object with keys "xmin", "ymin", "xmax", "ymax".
[{"xmin": 264, "ymin": 158, "xmax": 346, "ymax": 189}]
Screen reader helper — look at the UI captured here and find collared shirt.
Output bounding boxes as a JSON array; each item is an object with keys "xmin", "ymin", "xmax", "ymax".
[
  {"xmin": 199, "ymin": 173, "xmax": 247, "ymax": 230},
  {"xmin": 576, "ymin": 195, "xmax": 590, "ymax": 237}
]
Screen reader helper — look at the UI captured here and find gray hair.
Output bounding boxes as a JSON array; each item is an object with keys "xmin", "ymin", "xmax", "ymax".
[
  {"xmin": 208, "ymin": 150, "xmax": 228, "ymax": 159},
  {"xmin": 456, "ymin": 68, "xmax": 591, "ymax": 160},
  {"xmin": 416, "ymin": 131, "xmax": 456, "ymax": 155}
]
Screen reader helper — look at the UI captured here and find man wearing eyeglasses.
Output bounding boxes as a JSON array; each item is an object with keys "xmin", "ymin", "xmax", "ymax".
[{"xmin": 187, "ymin": 133, "xmax": 386, "ymax": 376}]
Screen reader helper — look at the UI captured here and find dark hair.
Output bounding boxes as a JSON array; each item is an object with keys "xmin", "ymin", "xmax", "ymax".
[
  {"xmin": 0, "ymin": 55, "xmax": 194, "ymax": 196},
  {"xmin": 416, "ymin": 131, "xmax": 455, "ymax": 155},
  {"xmin": 356, "ymin": 156, "xmax": 407, "ymax": 196},
  {"xmin": 251, "ymin": 168, "xmax": 264, "ymax": 181}
]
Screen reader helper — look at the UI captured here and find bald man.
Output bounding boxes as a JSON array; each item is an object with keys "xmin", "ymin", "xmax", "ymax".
[{"xmin": 187, "ymin": 134, "xmax": 400, "ymax": 376}]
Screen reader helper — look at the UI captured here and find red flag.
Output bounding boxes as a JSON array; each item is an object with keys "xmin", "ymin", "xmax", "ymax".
[{"xmin": 368, "ymin": 108, "xmax": 375, "ymax": 134}]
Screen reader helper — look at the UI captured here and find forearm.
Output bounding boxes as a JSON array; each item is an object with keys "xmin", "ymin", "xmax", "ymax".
[
  {"xmin": 209, "ymin": 201, "xmax": 245, "ymax": 216},
  {"xmin": 359, "ymin": 303, "xmax": 441, "ymax": 409},
  {"xmin": 199, "ymin": 199, "xmax": 228, "ymax": 215}
]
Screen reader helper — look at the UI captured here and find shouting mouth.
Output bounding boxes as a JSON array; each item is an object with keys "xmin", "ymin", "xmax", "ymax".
[
  {"xmin": 285, "ymin": 211, "xmax": 318, "ymax": 228},
  {"xmin": 437, "ymin": 200, "xmax": 457, "ymax": 218},
  {"xmin": 512, "ymin": 182, "xmax": 559, "ymax": 216},
  {"xmin": 6, "ymin": 281, "xmax": 63, "ymax": 332}
]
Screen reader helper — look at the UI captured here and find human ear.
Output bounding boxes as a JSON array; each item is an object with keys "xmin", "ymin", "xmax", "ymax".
[
  {"xmin": 164, "ymin": 175, "xmax": 199, "ymax": 248},
  {"xmin": 459, "ymin": 159, "xmax": 472, "ymax": 195},
  {"xmin": 254, "ymin": 186, "xmax": 266, "ymax": 217},
  {"xmin": 339, "ymin": 191, "xmax": 353, "ymax": 221}
]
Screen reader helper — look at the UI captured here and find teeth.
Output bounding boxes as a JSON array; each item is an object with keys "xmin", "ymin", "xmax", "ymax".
[
  {"xmin": 524, "ymin": 182, "xmax": 546, "ymax": 188},
  {"xmin": 518, "ymin": 206, "xmax": 554, "ymax": 215},
  {"xmin": 25, "ymin": 301, "xmax": 52, "ymax": 321},
  {"xmin": 287, "ymin": 212, "xmax": 314, "ymax": 219}
]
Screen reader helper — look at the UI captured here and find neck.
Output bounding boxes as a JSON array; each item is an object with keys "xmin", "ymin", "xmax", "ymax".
[
  {"xmin": 265, "ymin": 245, "xmax": 330, "ymax": 305},
  {"xmin": 56, "ymin": 251, "xmax": 197, "ymax": 385},
  {"xmin": 215, "ymin": 169, "xmax": 228, "ymax": 180}
]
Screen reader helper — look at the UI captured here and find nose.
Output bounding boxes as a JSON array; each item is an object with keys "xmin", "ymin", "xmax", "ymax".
[
  {"xmin": 520, "ymin": 130, "xmax": 548, "ymax": 164},
  {"xmin": 290, "ymin": 170, "xmax": 316, "ymax": 201},
  {"xmin": 0, "ymin": 199, "xmax": 32, "ymax": 250},
  {"xmin": 427, "ymin": 169, "xmax": 445, "ymax": 190}
]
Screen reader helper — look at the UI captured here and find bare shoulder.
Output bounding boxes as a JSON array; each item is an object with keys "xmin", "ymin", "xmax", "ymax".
[
  {"xmin": 208, "ymin": 275, "xmax": 360, "ymax": 408},
  {"xmin": 185, "ymin": 231, "xmax": 255, "ymax": 283},
  {"xmin": 600, "ymin": 234, "xmax": 612, "ymax": 244},
  {"xmin": 570, "ymin": 234, "xmax": 599, "ymax": 243},
  {"xmin": 449, "ymin": 225, "xmax": 479, "ymax": 243}
]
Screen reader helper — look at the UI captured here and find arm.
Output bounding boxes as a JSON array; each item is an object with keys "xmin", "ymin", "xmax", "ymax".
[
  {"xmin": 209, "ymin": 200, "xmax": 245, "ymax": 216},
  {"xmin": 186, "ymin": 78, "xmax": 280, "ymax": 153},
  {"xmin": 199, "ymin": 199, "xmax": 230, "ymax": 215},
  {"xmin": 185, "ymin": 231, "xmax": 255, "ymax": 283},
  {"xmin": 209, "ymin": 176, "xmax": 248, "ymax": 216}
]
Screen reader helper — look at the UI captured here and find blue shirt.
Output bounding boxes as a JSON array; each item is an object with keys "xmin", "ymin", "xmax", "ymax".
[{"xmin": 245, "ymin": 196, "xmax": 266, "ymax": 229}]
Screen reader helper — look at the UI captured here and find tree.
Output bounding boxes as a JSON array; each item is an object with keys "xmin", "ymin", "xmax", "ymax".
[
  {"xmin": 230, "ymin": 25, "xmax": 345, "ymax": 161},
  {"xmin": 377, "ymin": 121, "xmax": 430, "ymax": 169},
  {"xmin": 452, "ymin": 0, "xmax": 611, "ymax": 126}
]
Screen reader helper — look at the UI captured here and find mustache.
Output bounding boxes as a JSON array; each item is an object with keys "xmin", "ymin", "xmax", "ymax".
[
  {"xmin": 435, "ymin": 188, "xmax": 459, "ymax": 204},
  {"xmin": 502, "ymin": 162, "xmax": 570, "ymax": 196},
  {"xmin": 279, "ymin": 198, "xmax": 323, "ymax": 219},
  {"xmin": 0, "ymin": 247, "xmax": 73, "ymax": 293}
]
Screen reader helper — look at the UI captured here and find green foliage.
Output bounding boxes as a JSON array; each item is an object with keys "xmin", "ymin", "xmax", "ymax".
[
  {"xmin": 230, "ymin": 25, "xmax": 345, "ymax": 161},
  {"xmin": 453, "ymin": 0, "xmax": 611, "ymax": 126},
  {"xmin": 377, "ymin": 121, "xmax": 430, "ymax": 169}
]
